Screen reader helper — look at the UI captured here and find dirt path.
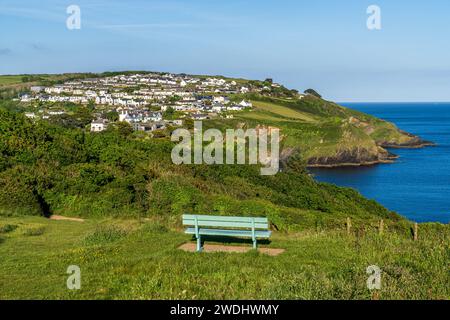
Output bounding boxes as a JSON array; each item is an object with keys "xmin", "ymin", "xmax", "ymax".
[
  {"xmin": 49, "ymin": 215, "xmax": 85, "ymax": 222},
  {"xmin": 179, "ymin": 243, "xmax": 285, "ymax": 256}
]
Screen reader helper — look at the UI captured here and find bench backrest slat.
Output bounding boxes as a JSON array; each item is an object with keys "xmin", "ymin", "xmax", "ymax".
[{"xmin": 183, "ymin": 214, "xmax": 269, "ymax": 230}]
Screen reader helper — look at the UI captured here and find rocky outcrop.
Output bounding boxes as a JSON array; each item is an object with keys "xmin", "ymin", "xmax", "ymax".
[
  {"xmin": 378, "ymin": 131, "xmax": 435, "ymax": 149},
  {"xmin": 306, "ymin": 146, "xmax": 398, "ymax": 168}
]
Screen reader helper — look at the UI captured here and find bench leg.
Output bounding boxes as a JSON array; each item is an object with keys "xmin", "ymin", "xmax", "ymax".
[
  {"xmin": 252, "ymin": 239, "xmax": 257, "ymax": 250},
  {"xmin": 196, "ymin": 235, "xmax": 202, "ymax": 252}
]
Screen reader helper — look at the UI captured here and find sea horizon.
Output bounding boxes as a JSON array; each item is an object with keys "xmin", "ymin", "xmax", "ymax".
[{"xmin": 339, "ymin": 101, "xmax": 450, "ymax": 104}]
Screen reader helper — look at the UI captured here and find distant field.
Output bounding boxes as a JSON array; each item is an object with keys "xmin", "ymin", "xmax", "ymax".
[
  {"xmin": 0, "ymin": 73, "xmax": 96, "ymax": 88},
  {"xmin": 0, "ymin": 75, "xmax": 24, "ymax": 86},
  {"xmin": 237, "ymin": 110, "xmax": 293, "ymax": 122},
  {"xmin": 0, "ymin": 216, "xmax": 447, "ymax": 300},
  {"xmin": 250, "ymin": 100, "xmax": 318, "ymax": 122}
]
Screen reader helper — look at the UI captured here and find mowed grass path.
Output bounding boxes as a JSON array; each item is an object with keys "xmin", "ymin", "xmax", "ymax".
[
  {"xmin": 0, "ymin": 216, "xmax": 448, "ymax": 300},
  {"xmin": 250, "ymin": 100, "xmax": 319, "ymax": 122}
]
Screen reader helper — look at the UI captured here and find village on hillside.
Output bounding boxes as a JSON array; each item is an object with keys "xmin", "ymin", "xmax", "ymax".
[{"xmin": 16, "ymin": 72, "xmax": 277, "ymax": 133}]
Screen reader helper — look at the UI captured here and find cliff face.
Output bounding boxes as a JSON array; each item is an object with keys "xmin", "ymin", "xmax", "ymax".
[
  {"xmin": 306, "ymin": 146, "xmax": 398, "ymax": 167},
  {"xmin": 304, "ymin": 123, "xmax": 433, "ymax": 167},
  {"xmin": 377, "ymin": 131, "xmax": 435, "ymax": 149},
  {"xmin": 303, "ymin": 126, "xmax": 432, "ymax": 168}
]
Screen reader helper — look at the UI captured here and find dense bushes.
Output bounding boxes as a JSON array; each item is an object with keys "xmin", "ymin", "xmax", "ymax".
[{"xmin": 0, "ymin": 108, "xmax": 401, "ymax": 228}]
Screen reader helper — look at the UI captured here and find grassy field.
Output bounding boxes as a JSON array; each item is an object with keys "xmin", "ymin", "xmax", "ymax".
[
  {"xmin": 0, "ymin": 75, "xmax": 24, "ymax": 86},
  {"xmin": 249, "ymin": 100, "xmax": 319, "ymax": 122},
  {"xmin": 0, "ymin": 73, "xmax": 98, "ymax": 96},
  {"xmin": 0, "ymin": 216, "xmax": 448, "ymax": 300}
]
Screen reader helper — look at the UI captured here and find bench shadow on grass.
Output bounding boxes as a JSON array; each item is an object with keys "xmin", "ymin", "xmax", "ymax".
[{"xmin": 190, "ymin": 235, "xmax": 271, "ymax": 247}]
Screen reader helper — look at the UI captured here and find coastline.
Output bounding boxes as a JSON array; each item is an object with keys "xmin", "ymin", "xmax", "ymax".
[
  {"xmin": 305, "ymin": 138, "xmax": 434, "ymax": 168},
  {"xmin": 307, "ymin": 159, "xmax": 395, "ymax": 168},
  {"xmin": 379, "ymin": 141, "xmax": 436, "ymax": 149},
  {"xmin": 309, "ymin": 101, "xmax": 450, "ymax": 223}
]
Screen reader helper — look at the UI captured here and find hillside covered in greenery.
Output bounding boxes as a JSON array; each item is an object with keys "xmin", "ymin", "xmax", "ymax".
[
  {"xmin": 0, "ymin": 73, "xmax": 448, "ymax": 300},
  {"xmin": 0, "ymin": 72, "xmax": 435, "ymax": 226},
  {"xmin": 231, "ymin": 94, "xmax": 432, "ymax": 167},
  {"xmin": 0, "ymin": 106, "xmax": 402, "ymax": 230}
]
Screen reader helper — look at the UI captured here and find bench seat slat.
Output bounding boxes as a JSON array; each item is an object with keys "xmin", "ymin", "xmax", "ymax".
[
  {"xmin": 183, "ymin": 219, "xmax": 268, "ymax": 229},
  {"xmin": 182, "ymin": 214, "xmax": 268, "ymax": 224},
  {"xmin": 185, "ymin": 227, "xmax": 271, "ymax": 239}
]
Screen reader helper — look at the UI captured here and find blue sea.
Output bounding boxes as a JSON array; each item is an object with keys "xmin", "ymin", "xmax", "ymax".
[{"xmin": 309, "ymin": 103, "xmax": 450, "ymax": 223}]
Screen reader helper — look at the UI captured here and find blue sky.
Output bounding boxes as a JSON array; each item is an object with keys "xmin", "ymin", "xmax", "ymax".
[{"xmin": 1, "ymin": 0, "xmax": 449, "ymax": 102}]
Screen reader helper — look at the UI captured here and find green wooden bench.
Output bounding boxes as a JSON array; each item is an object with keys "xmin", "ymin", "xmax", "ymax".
[{"xmin": 182, "ymin": 214, "xmax": 271, "ymax": 252}]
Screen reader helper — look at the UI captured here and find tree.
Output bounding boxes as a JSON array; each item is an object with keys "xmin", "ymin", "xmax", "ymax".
[
  {"xmin": 87, "ymin": 100, "xmax": 96, "ymax": 112},
  {"xmin": 304, "ymin": 89, "xmax": 322, "ymax": 98},
  {"xmin": 49, "ymin": 114, "xmax": 83, "ymax": 129},
  {"xmin": 184, "ymin": 118, "xmax": 194, "ymax": 130},
  {"xmin": 163, "ymin": 106, "xmax": 175, "ymax": 118},
  {"xmin": 167, "ymin": 95, "xmax": 182, "ymax": 103},
  {"xmin": 21, "ymin": 75, "xmax": 41, "ymax": 83},
  {"xmin": 73, "ymin": 108, "xmax": 94, "ymax": 127},
  {"xmin": 106, "ymin": 111, "xmax": 119, "ymax": 122},
  {"xmin": 116, "ymin": 121, "xmax": 134, "ymax": 137}
]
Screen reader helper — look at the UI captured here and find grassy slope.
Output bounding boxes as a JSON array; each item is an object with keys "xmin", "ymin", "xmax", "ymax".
[
  {"xmin": 0, "ymin": 216, "xmax": 448, "ymax": 300},
  {"xmin": 234, "ymin": 95, "xmax": 420, "ymax": 164},
  {"xmin": 0, "ymin": 75, "xmax": 25, "ymax": 86},
  {"xmin": 0, "ymin": 106, "xmax": 405, "ymax": 227},
  {"xmin": 0, "ymin": 74, "xmax": 99, "ymax": 100},
  {"xmin": 247, "ymin": 100, "xmax": 319, "ymax": 122}
]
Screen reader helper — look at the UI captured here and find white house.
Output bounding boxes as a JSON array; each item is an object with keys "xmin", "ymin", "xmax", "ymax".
[
  {"xmin": 213, "ymin": 96, "xmax": 230, "ymax": 104},
  {"xmin": 192, "ymin": 113, "xmax": 208, "ymax": 120},
  {"xmin": 145, "ymin": 112, "xmax": 163, "ymax": 122},
  {"xmin": 20, "ymin": 94, "xmax": 33, "ymax": 102},
  {"xmin": 90, "ymin": 119, "xmax": 109, "ymax": 132},
  {"xmin": 227, "ymin": 105, "xmax": 244, "ymax": 111},
  {"xmin": 239, "ymin": 100, "xmax": 253, "ymax": 108},
  {"xmin": 212, "ymin": 104, "xmax": 225, "ymax": 113},
  {"xmin": 48, "ymin": 110, "xmax": 65, "ymax": 116},
  {"xmin": 117, "ymin": 107, "xmax": 132, "ymax": 122},
  {"xmin": 30, "ymin": 86, "xmax": 44, "ymax": 93}
]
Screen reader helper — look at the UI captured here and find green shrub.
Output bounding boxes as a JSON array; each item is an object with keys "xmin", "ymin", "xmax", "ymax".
[{"xmin": 0, "ymin": 224, "xmax": 18, "ymax": 233}]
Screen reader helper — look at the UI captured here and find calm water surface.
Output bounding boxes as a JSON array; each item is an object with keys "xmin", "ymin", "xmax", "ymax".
[{"xmin": 310, "ymin": 103, "xmax": 450, "ymax": 223}]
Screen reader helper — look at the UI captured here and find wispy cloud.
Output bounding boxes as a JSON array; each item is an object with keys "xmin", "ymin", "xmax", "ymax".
[
  {"xmin": 94, "ymin": 23, "xmax": 195, "ymax": 30},
  {"xmin": 0, "ymin": 5, "xmax": 65, "ymax": 23},
  {"xmin": 0, "ymin": 48, "xmax": 13, "ymax": 55},
  {"xmin": 30, "ymin": 43, "xmax": 48, "ymax": 51}
]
